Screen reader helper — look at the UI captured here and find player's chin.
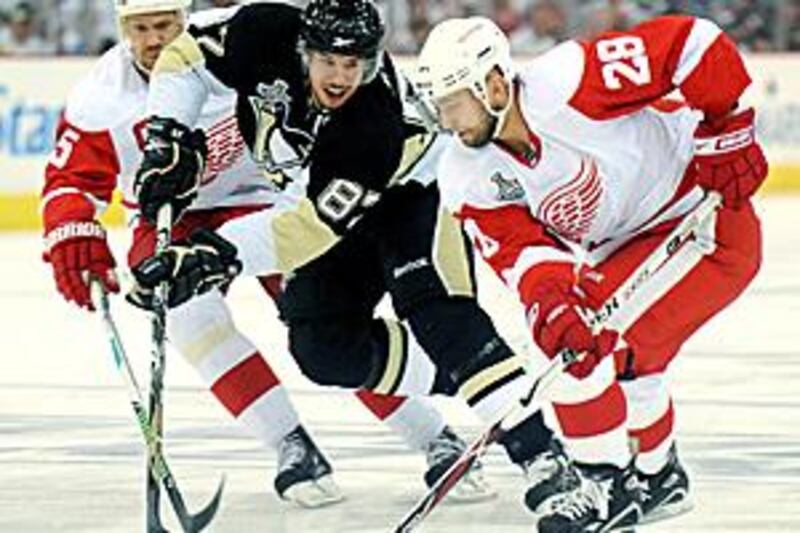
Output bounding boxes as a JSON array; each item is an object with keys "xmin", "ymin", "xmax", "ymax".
[
  {"xmin": 459, "ymin": 129, "xmax": 492, "ymax": 148},
  {"xmin": 140, "ymin": 55, "xmax": 158, "ymax": 71}
]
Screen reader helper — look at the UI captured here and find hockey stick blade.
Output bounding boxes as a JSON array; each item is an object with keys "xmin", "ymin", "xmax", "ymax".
[
  {"xmin": 91, "ymin": 282, "xmax": 224, "ymax": 532},
  {"xmin": 165, "ymin": 475, "xmax": 225, "ymax": 533}
]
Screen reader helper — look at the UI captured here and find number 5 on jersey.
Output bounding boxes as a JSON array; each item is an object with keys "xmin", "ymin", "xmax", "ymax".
[
  {"xmin": 597, "ymin": 36, "xmax": 651, "ymax": 90},
  {"xmin": 49, "ymin": 128, "xmax": 81, "ymax": 169}
]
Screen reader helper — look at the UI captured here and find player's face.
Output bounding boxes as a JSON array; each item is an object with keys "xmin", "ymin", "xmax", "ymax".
[
  {"xmin": 307, "ymin": 51, "xmax": 365, "ymax": 110},
  {"xmin": 122, "ymin": 11, "xmax": 184, "ymax": 71},
  {"xmin": 435, "ymin": 89, "xmax": 496, "ymax": 148}
]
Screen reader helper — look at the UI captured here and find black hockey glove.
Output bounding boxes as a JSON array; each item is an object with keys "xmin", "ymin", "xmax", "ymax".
[
  {"xmin": 127, "ymin": 229, "xmax": 242, "ymax": 310},
  {"xmin": 133, "ymin": 116, "xmax": 208, "ymax": 223}
]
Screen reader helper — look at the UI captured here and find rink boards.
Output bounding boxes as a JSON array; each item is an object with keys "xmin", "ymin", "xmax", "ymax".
[{"xmin": 1, "ymin": 54, "xmax": 800, "ymax": 230}]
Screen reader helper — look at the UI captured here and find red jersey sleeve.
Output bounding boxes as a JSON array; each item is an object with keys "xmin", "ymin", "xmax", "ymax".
[
  {"xmin": 41, "ymin": 115, "xmax": 121, "ymax": 232},
  {"xmin": 569, "ymin": 16, "xmax": 750, "ymax": 121},
  {"xmin": 457, "ymin": 203, "xmax": 576, "ymax": 307}
]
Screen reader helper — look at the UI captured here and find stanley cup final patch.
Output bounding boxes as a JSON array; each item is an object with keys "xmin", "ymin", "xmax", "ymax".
[{"xmin": 491, "ymin": 172, "xmax": 525, "ymax": 201}]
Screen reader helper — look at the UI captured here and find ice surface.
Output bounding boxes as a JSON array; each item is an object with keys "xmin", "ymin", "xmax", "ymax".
[{"xmin": 1, "ymin": 197, "xmax": 798, "ymax": 532}]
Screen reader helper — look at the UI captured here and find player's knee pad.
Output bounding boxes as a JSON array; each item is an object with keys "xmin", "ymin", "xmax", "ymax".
[
  {"xmin": 405, "ymin": 297, "xmax": 514, "ymax": 377},
  {"xmin": 406, "ymin": 297, "xmax": 527, "ymax": 407},
  {"xmin": 287, "ymin": 318, "xmax": 376, "ymax": 388},
  {"xmin": 166, "ymin": 289, "xmax": 255, "ymax": 371}
]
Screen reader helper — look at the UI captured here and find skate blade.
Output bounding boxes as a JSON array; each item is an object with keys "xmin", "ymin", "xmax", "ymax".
[
  {"xmin": 446, "ymin": 472, "xmax": 498, "ymax": 504},
  {"xmin": 283, "ymin": 475, "xmax": 345, "ymax": 509},
  {"xmin": 639, "ymin": 493, "xmax": 694, "ymax": 525},
  {"xmin": 600, "ymin": 501, "xmax": 643, "ymax": 533}
]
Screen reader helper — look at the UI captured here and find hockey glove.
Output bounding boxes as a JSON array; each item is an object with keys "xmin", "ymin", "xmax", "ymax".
[
  {"xmin": 520, "ymin": 264, "xmax": 618, "ymax": 379},
  {"xmin": 693, "ymin": 108, "xmax": 768, "ymax": 209},
  {"xmin": 127, "ymin": 229, "xmax": 242, "ymax": 310},
  {"xmin": 43, "ymin": 194, "xmax": 119, "ymax": 311},
  {"xmin": 133, "ymin": 116, "xmax": 208, "ymax": 223}
]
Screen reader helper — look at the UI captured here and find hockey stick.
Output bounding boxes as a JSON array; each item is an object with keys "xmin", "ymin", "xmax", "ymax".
[
  {"xmin": 90, "ymin": 281, "xmax": 224, "ymax": 533},
  {"xmin": 147, "ymin": 204, "xmax": 172, "ymax": 533},
  {"xmin": 145, "ymin": 204, "xmax": 224, "ymax": 532},
  {"xmin": 394, "ymin": 192, "xmax": 722, "ymax": 533}
]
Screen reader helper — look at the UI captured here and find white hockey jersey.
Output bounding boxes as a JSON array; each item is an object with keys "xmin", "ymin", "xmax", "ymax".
[
  {"xmin": 436, "ymin": 16, "xmax": 752, "ymax": 291},
  {"xmin": 41, "ymin": 41, "xmax": 277, "ymax": 222}
]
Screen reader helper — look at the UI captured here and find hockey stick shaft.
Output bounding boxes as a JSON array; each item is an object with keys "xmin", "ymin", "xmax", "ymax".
[
  {"xmin": 90, "ymin": 282, "xmax": 224, "ymax": 533},
  {"xmin": 394, "ymin": 192, "xmax": 722, "ymax": 532},
  {"xmin": 147, "ymin": 204, "xmax": 172, "ymax": 533}
]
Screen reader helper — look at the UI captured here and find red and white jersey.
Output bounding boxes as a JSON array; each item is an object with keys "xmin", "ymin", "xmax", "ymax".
[
  {"xmin": 438, "ymin": 16, "xmax": 752, "ymax": 288},
  {"xmin": 42, "ymin": 42, "xmax": 277, "ymax": 221}
]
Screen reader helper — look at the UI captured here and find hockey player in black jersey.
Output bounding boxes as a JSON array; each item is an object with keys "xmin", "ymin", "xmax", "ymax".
[{"xmin": 129, "ymin": 1, "xmax": 610, "ymax": 527}]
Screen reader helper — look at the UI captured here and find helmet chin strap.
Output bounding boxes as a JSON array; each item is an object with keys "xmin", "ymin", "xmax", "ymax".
[
  {"xmin": 471, "ymin": 74, "xmax": 513, "ymax": 140},
  {"xmin": 488, "ymin": 90, "xmax": 512, "ymax": 139}
]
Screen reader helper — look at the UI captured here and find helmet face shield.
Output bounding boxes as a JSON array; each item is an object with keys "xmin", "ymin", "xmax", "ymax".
[{"xmin": 300, "ymin": 0, "xmax": 385, "ymax": 83}]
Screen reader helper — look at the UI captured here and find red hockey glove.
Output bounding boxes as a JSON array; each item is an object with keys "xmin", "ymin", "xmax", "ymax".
[
  {"xmin": 43, "ymin": 195, "xmax": 119, "ymax": 310},
  {"xmin": 521, "ymin": 265, "xmax": 618, "ymax": 379},
  {"xmin": 693, "ymin": 108, "xmax": 768, "ymax": 209}
]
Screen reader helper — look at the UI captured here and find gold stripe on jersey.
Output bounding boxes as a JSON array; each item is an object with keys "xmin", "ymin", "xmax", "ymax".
[
  {"xmin": 388, "ymin": 132, "xmax": 436, "ymax": 186},
  {"xmin": 459, "ymin": 355, "xmax": 527, "ymax": 405},
  {"xmin": 273, "ymin": 198, "xmax": 339, "ymax": 273},
  {"xmin": 373, "ymin": 319, "xmax": 407, "ymax": 395},
  {"xmin": 181, "ymin": 321, "xmax": 237, "ymax": 366},
  {"xmin": 153, "ymin": 31, "xmax": 205, "ymax": 74},
  {"xmin": 433, "ymin": 207, "xmax": 475, "ymax": 298}
]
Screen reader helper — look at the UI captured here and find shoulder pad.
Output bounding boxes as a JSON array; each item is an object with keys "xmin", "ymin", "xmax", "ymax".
[
  {"xmin": 64, "ymin": 44, "xmax": 146, "ymax": 132},
  {"xmin": 518, "ymin": 41, "xmax": 585, "ymax": 122}
]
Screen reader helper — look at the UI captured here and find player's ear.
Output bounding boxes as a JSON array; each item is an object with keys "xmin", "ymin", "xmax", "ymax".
[{"xmin": 486, "ymin": 67, "xmax": 510, "ymax": 110}]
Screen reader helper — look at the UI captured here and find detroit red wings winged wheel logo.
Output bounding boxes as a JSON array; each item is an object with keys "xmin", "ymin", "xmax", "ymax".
[{"xmin": 537, "ymin": 157, "xmax": 603, "ymax": 243}]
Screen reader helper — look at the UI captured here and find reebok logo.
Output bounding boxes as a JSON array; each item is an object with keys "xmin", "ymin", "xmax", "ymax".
[{"xmin": 393, "ymin": 258, "xmax": 429, "ymax": 279}]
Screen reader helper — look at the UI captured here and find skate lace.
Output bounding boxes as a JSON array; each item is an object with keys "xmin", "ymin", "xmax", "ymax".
[
  {"xmin": 426, "ymin": 430, "xmax": 464, "ymax": 468},
  {"xmin": 554, "ymin": 477, "xmax": 613, "ymax": 521},
  {"xmin": 525, "ymin": 449, "xmax": 562, "ymax": 486},
  {"xmin": 278, "ymin": 432, "xmax": 308, "ymax": 471}
]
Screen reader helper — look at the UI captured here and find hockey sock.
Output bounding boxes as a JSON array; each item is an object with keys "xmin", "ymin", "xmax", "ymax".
[
  {"xmin": 356, "ymin": 390, "xmax": 446, "ymax": 451},
  {"xmin": 621, "ymin": 374, "xmax": 675, "ymax": 474},
  {"xmin": 167, "ymin": 290, "xmax": 300, "ymax": 449},
  {"xmin": 550, "ymin": 357, "xmax": 631, "ymax": 468}
]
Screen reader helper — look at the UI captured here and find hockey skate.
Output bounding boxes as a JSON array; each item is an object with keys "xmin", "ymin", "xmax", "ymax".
[
  {"xmin": 524, "ymin": 440, "xmax": 642, "ymax": 533},
  {"xmin": 638, "ymin": 444, "xmax": 693, "ymax": 524},
  {"xmin": 423, "ymin": 426, "xmax": 496, "ymax": 503},
  {"xmin": 274, "ymin": 425, "xmax": 344, "ymax": 508}
]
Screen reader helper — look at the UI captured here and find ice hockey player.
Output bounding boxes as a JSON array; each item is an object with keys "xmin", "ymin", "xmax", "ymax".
[
  {"xmin": 415, "ymin": 14, "xmax": 767, "ymax": 532},
  {"xmin": 126, "ymin": 0, "xmax": 587, "ymax": 518},
  {"xmin": 40, "ymin": 0, "xmax": 491, "ymax": 509}
]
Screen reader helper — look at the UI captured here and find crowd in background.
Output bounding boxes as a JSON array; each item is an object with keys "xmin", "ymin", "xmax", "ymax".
[{"xmin": 1, "ymin": 0, "xmax": 799, "ymax": 57}]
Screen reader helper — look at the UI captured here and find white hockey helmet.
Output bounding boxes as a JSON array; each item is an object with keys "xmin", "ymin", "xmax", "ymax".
[
  {"xmin": 416, "ymin": 17, "xmax": 514, "ymax": 105},
  {"xmin": 115, "ymin": 0, "xmax": 191, "ymax": 19}
]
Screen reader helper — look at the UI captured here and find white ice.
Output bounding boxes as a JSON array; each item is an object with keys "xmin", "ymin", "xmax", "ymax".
[{"xmin": 1, "ymin": 197, "xmax": 798, "ymax": 532}]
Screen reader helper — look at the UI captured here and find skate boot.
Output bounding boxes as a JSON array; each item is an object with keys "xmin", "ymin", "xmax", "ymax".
[
  {"xmin": 274, "ymin": 425, "xmax": 344, "ymax": 508},
  {"xmin": 423, "ymin": 426, "xmax": 496, "ymax": 502},
  {"xmin": 638, "ymin": 443, "xmax": 692, "ymax": 524},
  {"xmin": 525, "ymin": 441, "xmax": 642, "ymax": 533}
]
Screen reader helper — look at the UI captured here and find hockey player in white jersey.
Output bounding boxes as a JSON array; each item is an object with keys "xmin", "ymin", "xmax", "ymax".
[
  {"xmin": 416, "ymin": 14, "xmax": 767, "ymax": 532},
  {"xmin": 40, "ymin": 0, "xmax": 491, "ymax": 509}
]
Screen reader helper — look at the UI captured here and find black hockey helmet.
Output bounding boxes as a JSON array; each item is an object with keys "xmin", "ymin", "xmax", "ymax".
[{"xmin": 300, "ymin": 0, "xmax": 385, "ymax": 81}]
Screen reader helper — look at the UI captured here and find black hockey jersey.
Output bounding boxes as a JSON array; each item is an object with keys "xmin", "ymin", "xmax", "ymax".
[{"xmin": 182, "ymin": 3, "xmax": 429, "ymax": 235}]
